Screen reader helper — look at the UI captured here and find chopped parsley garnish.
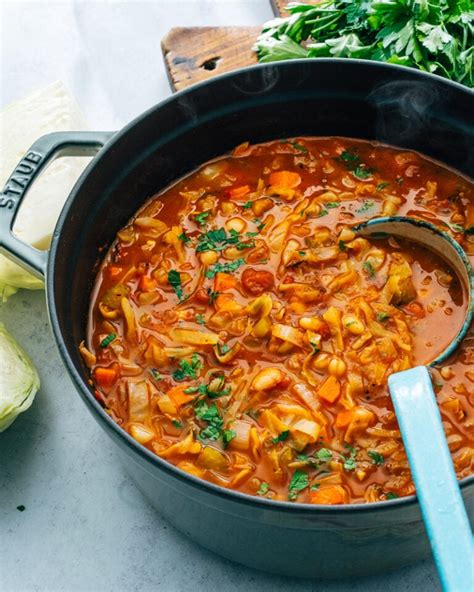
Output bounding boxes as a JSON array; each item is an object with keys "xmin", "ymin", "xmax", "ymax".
[
  {"xmin": 386, "ymin": 492, "xmax": 399, "ymax": 500},
  {"xmin": 253, "ymin": 218, "xmax": 265, "ymax": 231},
  {"xmin": 315, "ymin": 448, "xmax": 333, "ymax": 461},
  {"xmin": 257, "ymin": 482, "xmax": 270, "ymax": 496},
  {"xmin": 194, "ymin": 400, "xmax": 224, "ymax": 441},
  {"xmin": 168, "ymin": 269, "xmax": 185, "ymax": 301},
  {"xmin": 187, "ymin": 375, "xmax": 230, "ymax": 399},
  {"xmin": 363, "ymin": 261, "xmax": 376, "ymax": 278},
  {"xmin": 172, "ymin": 420, "xmax": 183, "ymax": 429},
  {"xmin": 178, "ymin": 231, "xmax": 191, "ymax": 244},
  {"xmin": 337, "ymin": 149, "xmax": 374, "ymax": 179},
  {"xmin": 222, "ymin": 429, "xmax": 236, "ymax": 448},
  {"xmin": 318, "ymin": 209, "xmax": 329, "ymax": 217},
  {"xmin": 205, "ymin": 258, "xmax": 245, "ymax": 279},
  {"xmin": 195, "ymin": 211, "xmax": 210, "ymax": 226},
  {"xmin": 354, "ymin": 165, "xmax": 372, "ymax": 179},
  {"xmin": 242, "ymin": 201, "xmax": 253, "ymax": 209},
  {"xmin": 288, "ymin": 470, "xmax": 309, "ymax": 500},
  {"xmin": 291, "ymin": 141, "xmax": 308, "ymax": 153},
  {"xmin": 149, "ymin": 368, "xmax": 163, "ymax": 382},
  {"xmin": 271, "ymin": 430, "xmax": 290, "ymax": 444},
  {"xmin": 207, "ymin": 289, "xmax": 220, "ymax": 303},
  {"xmin": 195, "ymin": 313, "xmax": 206, "ymax": 325},
  {"xmin": 376, "ymin": 182, "xmax": 390, "ymax": 191},
  {"xmin": 356, "ymin": 200, "xmax": 375, "ymax": 213},
  {"xmin": 196, "ymin": 228, "xmax": 253, "ymax": 253},
  {"xmin": 376, "ymin": 312, "xmax": 390, "ymax": 323},
  {"xmin": 341, "ymin": 444, "xmax": 357, "ymax": 471},
  {"xmin": 172, "ymin": 353, "xmax": 203, "ymax": 381},
  {"xmin": 338, "ymin": 240, "xmax": 347, "ymax": 251},
  {"xmin": 368, "ymin": 450, "xmax": 385, "ymax": 466},
  {"xmin": 99, "ymin": 333, "xmax": 116, "ymax": 348},
  {"xmin": 310, "ymin": 483, "xmax": 320, "ymax": 491},
  {"xmin": 326, "ymin": 201, "xmax": 340, "ymax": 209},
  {"xmin": 310, "ymin": 340, "xmax": 320, "ymax": 355}
]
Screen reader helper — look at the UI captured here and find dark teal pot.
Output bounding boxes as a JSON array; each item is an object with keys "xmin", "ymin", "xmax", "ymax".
[{"xmin": 1, "ymin": 60, "xmax": 472, "ymax": 578}]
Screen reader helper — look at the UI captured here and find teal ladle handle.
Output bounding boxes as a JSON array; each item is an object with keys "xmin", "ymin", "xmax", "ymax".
[{"xmin": 388, "ymin": 366, "xmax": 473, "ymax": 591}]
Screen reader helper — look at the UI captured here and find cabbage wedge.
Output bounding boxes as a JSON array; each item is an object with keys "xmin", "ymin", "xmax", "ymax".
[{"xmin": 0, "ymin": 323, "xmax": 40, "ymax": 431}]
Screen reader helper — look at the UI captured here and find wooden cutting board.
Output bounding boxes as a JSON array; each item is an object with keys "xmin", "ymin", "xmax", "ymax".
[{"xmin": 162, "ymin": 1, "xmax": 301, "ymax": 92}]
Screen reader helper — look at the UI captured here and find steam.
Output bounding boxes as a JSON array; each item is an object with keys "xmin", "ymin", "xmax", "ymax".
[
  {"xmin": 369, "ymin": 80, "xmax": 442, "ymax": 143},
  {"xmin": 230, "ymin": 64, "xmax": 280, "ymax": 95}
]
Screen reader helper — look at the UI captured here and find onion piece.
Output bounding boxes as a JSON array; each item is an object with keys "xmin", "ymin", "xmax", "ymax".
[
  {"xmin": 228, "ymin": 420, "xmax": 252, "ymax": 451},
  {"xmin": 271, "ymin": 324, "xmax": 304, "ymax": 347}
]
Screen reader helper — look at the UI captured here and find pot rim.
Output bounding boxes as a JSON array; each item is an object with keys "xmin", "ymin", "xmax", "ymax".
[{"xmin": 47, "ymin": 58, "xmax": 474, "ymax": 514}]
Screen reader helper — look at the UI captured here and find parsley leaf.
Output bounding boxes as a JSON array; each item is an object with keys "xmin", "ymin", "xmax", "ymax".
[
  {"xmin": 207, "ymin": 289, "xmax": 220, "ymax": 303},
  {"xmin": 326, "ymin": 201, "xmax": 341, "ymax": 209},
  {"xmin": 195, "ymin": 211, "xmax": 210, "ymax": 226},
  {"xmin": 271, "ymin": 430, "xmax": 290, "ymax": 444},
  {"xmin": 356, "ymin": 200, "xmax": 375, "ymax": 213},
  {"xmin": 363, "ymin": 260, "xmax": 376, "ymax": 278},
  {"xmin": 99, "ymin": 333, "xmax": 116, "ymax": 348},
  {"xmin": 257, "ymin": 482, "xmax": 270, "ymax": 496},
  {"xmin": 291, "ymin": 141, "xmax": 308, "ymax": 153},
  {"xmin": 288, "ymin": 470, "xmax": 309, "ymax": 500},
  {"xmin": 254, "ymin": 1, "xmax": 474, "ymax": 88},
  {"xmin": 338, "ymin": 240, "xmax": 347, "ymax": 251},
  {"xmin": 205, "ymin": 258, "xmax": 245, "ymax": 279},
  {"xmin": 376, "ymin": 312, "xmax": 390, "ymax": 322},
  {"xmin": 178, "ymin": 231, "xmax": 191, "ymax": 244},
  {"xmin": 315, "ymin": 448, "xmax": 333, "ymax": 461},
  {"xmin": 368, "ymin": 450, "xmax": 385, "ymax": 465},
  {"xmin": 196, "ymin": 228, "xmax": 253, "ymax": 253},
  {"xmin": 172, "ymin": 354, "xmax": 203, "ymax": 381},
  {"xmin": 149, "ymin": 368, "xmax": 163, "ymax": 382},
  {"xmin": 168, "ymin": 269, "xmax": 185, "ymax": 301},
  {"xmin": 376, "ymin": 182, "xmax": 390, "ymax": 191},
  {"xmin": 386, "ymin": 492, "xmax": 399, "ymax": 500},
  {"xmin": 341, "ymin": 444, "xmax": 357, "ymax": 471},
  {"xmin": 242, "ymin": 201, "xmax": 253, "ymax": 209},
  {"xmin": 195, "ymin": 313, "xmax": 206, "ymax": 325},
  {"xmin": 172, "ymin": 420, "xmax": 183, "ymax": 429},
  {"xmin": 195, "ymin": 400, "xmax": 224, "ymax": 441},
  {"xmin": 223, "ymin": 429, "xmax": 236, "ymax": 448}
]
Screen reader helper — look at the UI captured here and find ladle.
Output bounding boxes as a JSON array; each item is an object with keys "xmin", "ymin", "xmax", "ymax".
[{"xmin": 357, "ymin": 217, "xmax": 474, "ymax": 591}]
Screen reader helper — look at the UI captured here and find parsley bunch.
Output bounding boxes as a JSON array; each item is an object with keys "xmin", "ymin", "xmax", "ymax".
[{"xmin": 254, "ymin": 1, "xmax": 473, "ymax": 87}]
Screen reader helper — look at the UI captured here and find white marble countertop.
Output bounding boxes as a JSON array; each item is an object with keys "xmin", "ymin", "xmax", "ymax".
[{"xmin": 0, "ymin": 2, "xmax": 441, "ymax": 590}]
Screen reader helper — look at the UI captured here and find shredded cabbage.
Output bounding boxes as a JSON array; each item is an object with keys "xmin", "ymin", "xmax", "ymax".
[{"xmin": 0, "ymin": 322, "xmax": 40, "ymax": 431}]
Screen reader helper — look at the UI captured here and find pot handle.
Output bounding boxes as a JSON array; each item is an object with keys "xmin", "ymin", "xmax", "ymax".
[{"xmin": 0, "ymin": 130, "xmax": 115, "ymax": 279}]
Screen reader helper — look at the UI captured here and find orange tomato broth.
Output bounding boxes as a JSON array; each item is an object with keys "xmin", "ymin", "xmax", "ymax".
[{"xmin": 82, "ymin": 137, "xmax": 474, "ymax": 504}]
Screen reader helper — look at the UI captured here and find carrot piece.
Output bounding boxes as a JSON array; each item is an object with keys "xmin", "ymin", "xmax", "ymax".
[
  {"xmin": 94, "ymin": 367, "xmax": 118, "ymax": 388},
  {"xmin": 316, "ymin": 376, "xmax": 341, "ymax": 404},
  {"xmin": 138, "ymin": 275, "xmax": 158, "ymax": 292},
  {"xmin": 227, "ymin": 185, "xmax": 250, "ymax": 199},
  {"xmin": 167, "ymin": 385, "xmax": 194, "ymax": 408},
  {"xmin": 214, "ymin": 272, "xmax": 237, "ymax": 292},
  {"xmin": 404, "ymin": 301, "xmax": 425, "ymax": 319},
  {"xmin": 268, "ymin": 170, "xmax": 301, "ymax": 189},
  {"xmin": 108, "ymin": 266, "xmax": 123, "ymax": 279},
  {"xmin": 335, "ymin": 409, "xmax": 354, "ymax": 428},
  {"xmin": 310, "ymin": 485, "xmax": 346, "ymax": 505}
]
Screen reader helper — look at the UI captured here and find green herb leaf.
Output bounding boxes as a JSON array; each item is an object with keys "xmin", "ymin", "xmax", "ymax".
[
  {"xmin": 342, "ymin": 444, "xmax": 357, "ymax": 471},
  {"xmin": 242, "ymin": 201, "xmax": 253, "ymax": 209},
  {"xmin": 356, "ymin": 200, "xmax": 375, "ymax": 213},
  {"xmin": 223, "ymin": 429, "xmax": 237, "ymax": 448},
  {"xmin": 257, "ymin": 482, "xmax": 270, "ymax": 496},
  {"xmin": 194, "ymin": 211, "xmax": 210, "ymax": 226},
  {"xmin": 172, "ymin": 353, "xmax": 203, "ymax": 381},
  {"xmin": 271, "ymin": 430, "xmax": 290, "ymax": 444},
  {"xmin": 376, "ymin": 182, "xmax": 390, "ymax": 191},
  {"xmin": 368, "ymin": 450, "xmax": 385, "ymax": 465},
  {"xmin": 205, "ymin": 258, "xmax": 245, "ymax": 279},
  {"xmin": 178, "ymin": 231, "xmax": 191, "ymax": 244},
  {"xmin": 149, "ymin": 368, "xmax": 163, "ymax": 382},
  {"xmin": 363, "ymin": 260, "xmax": 376, "ymax": 278},
  {"xmin": 168, "ymin": 269, "xmax": 185, "ymax": 301},
  {"xmin": 291, "ymin": 141, "xmax": 308, "ymax": 153},
  {"xmin": 288, "ymin": 470, "xmax": 309, "ymax": 500},
  {"xmin": 326, "ymin": 201, "xmax": 341, "ymax": 208},
  {"xmin": 172, "ymin": 420, "xmax": 183, "ymax": 429},
  {"xmin": 386, "ymin": 492, "xmax": 399, "ymax": 500},
  {"xmin": 195, "ymin": 313, "xmax": 206, "ymax": 325},
  {"xmin": 315, "ymin": 448, "xmax": 333, "ymax": 461},
  {"xmin": 207, "ymin": 289, "xmax": 220, "ymax": 303},
  {"xmin": 338, "ymin": 240, "xmax": 347, "ymax": 251},
  {"xmin": 99, "ymin": 333, "xmax": 116, "ymax": 348},
  {"xmin": 376, "ymin": 312, "xmax": 390, "ymax": 322},
  {"xmin": 310, "ymin": 483, "xmax": 320, "ymax": 491}
]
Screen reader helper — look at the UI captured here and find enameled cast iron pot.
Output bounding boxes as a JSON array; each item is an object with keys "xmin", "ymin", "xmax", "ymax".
[{"xmin": 1, "ymin": 60, "xmax": 473, "ymax": 578}]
